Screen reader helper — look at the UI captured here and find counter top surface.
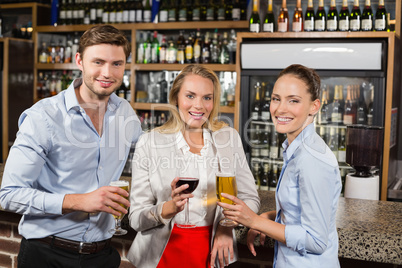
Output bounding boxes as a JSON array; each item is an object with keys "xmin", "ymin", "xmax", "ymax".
[{"xmin": 1, "ymin": 164, "xmax": 401, "ymax": 264}]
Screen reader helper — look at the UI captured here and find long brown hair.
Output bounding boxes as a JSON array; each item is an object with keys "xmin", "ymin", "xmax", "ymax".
[{"xmin": 156, "ymin": 65, "xmax": 227, "ymax": 133}]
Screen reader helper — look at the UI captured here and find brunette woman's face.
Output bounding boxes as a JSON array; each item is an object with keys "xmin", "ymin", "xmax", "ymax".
[
  {"xmin": 270, "ymin": 74, "xmax": 319, "ymax": 143},
  {"xmin": 177, "ymin": 74, "xmax": 214, "ymax": 130}
]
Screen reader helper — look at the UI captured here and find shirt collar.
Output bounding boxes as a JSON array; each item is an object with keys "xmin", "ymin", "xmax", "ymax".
[
  {"xmin": 175, "ymin": 128, "xmax": 212, "ymax": 155},
  {"xmin": 282, "ymin": 123, "xmax": 315, "ymax": 162},
  {"xmin": 64, "ymin": 78, "xmax": 122, "ymax": 113}
]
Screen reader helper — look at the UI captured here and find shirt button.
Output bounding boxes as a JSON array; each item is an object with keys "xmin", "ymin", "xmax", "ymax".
[{"xmin": 99, "ymin": 166, "xmax": 103, "ymax": 170}]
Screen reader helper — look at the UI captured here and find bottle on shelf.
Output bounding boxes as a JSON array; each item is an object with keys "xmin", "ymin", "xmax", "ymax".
[
  {"xmin": 143, "ymin": 32, "xmax": 152, "ymax": 64},
  {"xmin": 226, "ymin": 72, "xmax": 236, "ymax": 107},
  {"xmin": 206, "ymin": 0, "xmax": 216, "ymax": 21},
  {"xmin": 158, "ymin": 72, "xmax": 168, "ymax": 103},
  {"xmin": 260, "ymin": 125, "xmax": 270, "ymax": 159},
  {"xmin": 225, "ymin": 0, "xmax": 233, "ymax": 20},
  {"xmin": 116, "ymin": 0, "xmax": 124, "ymax": 24},
  {"xmin": 58, "ymin": 0, "xmax": 67, "ymax": 25},
  {"xmin": 250, "ymin": 125, "xmax": 261, "ymax": 158},
  {"xmin": 232, "ymin": 0, "xmax": 241, "ymax": 21},
  {"xmin": 168, "ymin": 0, "xmax": 177, "ymax": 22},
  {"xmin": 151, "ymin": 31, "xmax": 160, "ymax": 63},
  {"xmin": 210, "ymin": 29, "xmax": 220, "ymax": 63},
  {"xmin": 159, "ymin": 35, "xmax": 168, "ymax": 63},
  {"xmin": 329, "ymin": 127, "xmax": 339, "ymax": 159},
  {"xmin": 137, "ymin": 32, "xmax": 145, "ymax": 64},
  {"xmin": 292, "ymin": 0, "xmax": 303, "ymax": 32},
  {"xmin": 178, "ymin": 0, "xmax": 188, "ymax": 21},
  {"xmin": 263, "ymin": 0, "xmax": 275, "ymax": 33},
  {"xmin": 159, "ymin": 0, "xmax": 169, "ymax": 22},
  {"xmin": 143, "ymin": 0, "xmax": 152, "ymax": 22},
  {"xmin": 97, "ymin": 0, "xmax": 104, "ymax": 23},
  {"xmin": 39, "ymin": 42, "xmax": 48, "ymax": 64},
  {"xmin": 374, "ymin": 0, "xmax": 387, "ymax": 31},
  {"xmin": 343, "ymin": 85, "xmax": 355, "ymax": 125},
  {"xmin": 192, "ymin": 0, "xmax": 201, "ymax": 21},
  {"xmin": 135, "ymin": 0, "xmax": 144, "ymax": 22},
  {"xmin": 277, "ymin": 0, "xmax": 289, "ymax": 32},
  {"xmin": 252, "ymin": 162, "xmax": 261, "ymax": 190},
  {"xmin": 304, "ymin": 0, "xmax": 315, "ymax": 32},
  {"xmin": 339, "ymin": 0, "xmax": 350, "ymax": 31},
  {"xmin": 89, "ymin": 0, "xmax": 97, "ymax": 24},
  {"xmin": 201, "ymin": 32, "xmax": 211, "ymax": 63},
  {"xmin": 331, "ymin": 85, "xmax": 344, "ymax": 125},
  {"xmin": 327, "ymin": 0, "xmax": 338, "ymax": 31},
  {"xmin": 228, "ymin": 29, "xmax": 237, "ymax": 64},
  {"xmin": 219, "ymin": 32, "xmax": 230, "ymax": 64},
  {"xmin": 260, "ymin": 163, "xmax": 269, "ymax": 191},
  {"xmin": 217, "ymin": 0, "xmax": 225, "ymax": 21},
  {"xmin": 251, "ymin": 82, "xmax": 261, "ymax": 120},
  {"xmin": 64, "ymin": 38, "xmax": 72, "ymax": 63},
  {"xmin": 338, "ymin": 128, "xmax": 347, "ymax": 164},
  {"xmin": 269, "ymin": 163, "xmax": 278, "ymax": 191},
  {"xmin": 249, "ymin": 0, "xmax": 260, "ymax": 33},
  {"xmin": 167, "ymin": 38, "xmax": 178, "ymax": 63},
  {"xmin": 350, "ymin": 0, "xmax": 361, "ymax": 31},
  {"xmin": 109, "ymin": 0, "xmax": 117, "ymax": 24},
  {"xmin": 193, "ymin": 29, "xmax": 202, "ymax": 64},
  {"xmin": 269, "ymin": 129, "xmax": 278, "ymax": 159},
  {"xmin": 315, "ymin": 0, "xmax": 326, "ymax": 31},
  {"xmin": 122, "ymin": 0, "xmax": 130, "ymax": 23},
  {"xmin": 361, "ymin": 0, "xmax": 373, "ymax": 31},
  {"xmin": 176, "ymin": 30, "xmax": 185, "ymax": 64},
  {"xmin": 367, "ymin": 85, "xmax": 374, "ymax": 125},
  {"xmin": 185, "ymin": 33, "xmax": 194, "ymax": 63},
  {"xmin": 318, "ymin": 87, "xmax": 329, "ymax": 125},
  {"xmin": 260, "ymin": 82, "xmax": 271, "ymax": 121},
  {"xmin": 356, "ymin": 84, "xmax": 368, "ymax": 124}
]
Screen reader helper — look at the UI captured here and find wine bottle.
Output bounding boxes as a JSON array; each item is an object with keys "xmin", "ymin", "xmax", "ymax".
[
  {"xmin": 315, "ymin": 0, "xmax": 326, "ymax": 31},
  {"xmin": 159, "ymin": 0, "xmax": 169, "ymax": 22},
  {"xmin": 269, "ymin": 130, "xmax": 278, "ymax": 159},
  {"xmin": 116, "ymin": 0, "xmax": 124, "ymax": 23},
  {"xmin": 260, "ymin": 163, "xmax": 269, "ymax": 191},
  {"xmin": 252, "ymin": 162, "xmax": 261, "ymax": 190},
  {"xmin": 185, "ymin": 33, "xmax": 194, "ymax": 63},
  {"xmin": 193, "ymin": 29, "xmax": 202, "ymax": 63},
  {"xmin": 178, "ymin": 0, "xmax": 188, "ymax": 21},
  {"xmin": 350, "ymin": 0, "xmax": 361, "ymax": 31},
  {"xmin": 122, "ymin": 0, "xmax": 130, "ymax": 23},
  {"xmin": 168, "ymin": 0, "xmax": 177, "ymax": 22},
  {"xmin": 374, "ymin": 0, "xmax": 386, "ymax": 31},
  {"xmin": 217, "ymin": 0, "xmax": 225, "ymax": 21},
  {"xmin": 269, "ymin": 163, "xmax": 278, "ymax": 191},
  {"xmin": 143, "ymin": 0, "xmax": 151, "ymax": 22},
  {"xmin": 263, "ymin": 0, "xmax": 275, "ymax": 33},
  {"xmin": 89, "ymin": 0, "xmax": 97, "ymax": 24},
  {"xmin": 250, "ymin": 125, "xmax": 261, "ymax": 158},
  {"xmin": 136, "ymin": 33, "xmax": 145, "ymax": 62},
  {"xmin": 225, "ymin": 0, "xmax": 233, "ymax": 20},
  {"xmin": 192, "ymin": 0, "xmax": 201, "ymax": 21},
  {"xmin": 109, "ymin": 0, "xmax": 117, "ymax": 24},
  {"xmin": 318, "ymin": 88, "xmax": 329, "ymax": 125},
  {"xmin": 159, "ymin": 35, "xmax": 168, "ymax": 63},
  {"xmin": 201, "ymin": 32, "xmax": 211, "ymax": 63},
  {"xmin": 331, "ymin": 86, "xmax": 344, "ymax": 125},
  {"xmin": 232, "ymin": 0, "xmax": 241, "ymax": 21},
  {"xmin": 338, "ymin": 128, "xmax": 347, "ymax": 164},
  {"xmin": 200, "ymin": 0, "xmax": 207, "ymax": 21},
  {"xmin": 176, "ymin": 30, "xmax": 185, "ymax": 64},
  {"xmin": 249, "ymin": 0, "xmax": 260, "ymax": 33},
  {"xmin": 277, "ymin": 0, "xmax": 289, "ymax": 32},
  {"xmin": 135, "ymin": 0, "xmax": 143, "ymax": 22},
  {"xmin": 206, "ymin": 0, "xmax": 216, "ymax": 21},
  {"xmin": 339, "ymin": 0, "xmax": 350, "ymax": 31},
  {"xmin": 144, "ymin": 32, "xmax": 152, "ymax": 64},
  {"xmin": 361, "ymin": 0, "xmax": 373, "ymax": 31},
  {"xmin": 329, "ymin": 127, "xmax": 339, "ymax": 159},
  {"xmin": 260, "ymin": 125, "xmax": 270, "ymax": 158},
  {"xmin": 343, "ymin": 86, "xmax": 355, "ymax": 125},
  {"xmin": 292, "ymin": 0, "xmax": 303, "ymax": 32},
  {"xmin": 356, "ymin": 84, "xmax": 368, "ymax": 124},
  {"xmin": 260, "ymin": 82, "xmax": 271, "ymax": 121},
  {"xmin": 167, "ymin": 38, "xmax": 178, "ymax": 63},
  {"xmin": 251, "ymin": 82, "xmax": 261, "ymax": 120},
  {"xmin": 367, "ymin": 85, "xmax": 374, "ymax": 125},
  {"xmin": 151, "ymin": 31, "xmax": 159, "ymax": 63},
  {"xmin": 327, "ymin": 0, "xmax": 338, "ymax": 31},
  {"xmin": 210, "ymin": 29, "xmax": 220, "ymax": 63},
  {"xmin": 304, "ymin": 0, "xmax": 314, "ymax": 32},
  {"xmin": 219, "ymin": 32, "xmax": 230, "ymax": 64}
]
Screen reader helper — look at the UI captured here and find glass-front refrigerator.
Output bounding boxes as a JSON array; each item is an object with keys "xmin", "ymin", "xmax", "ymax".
[{"xmin": 238, "ymin": 38, "xmax": 388, "ymax": 196}]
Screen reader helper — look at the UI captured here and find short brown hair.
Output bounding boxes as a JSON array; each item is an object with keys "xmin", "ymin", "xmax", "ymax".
[
  {"xmin": 277, "ymin": 64, "xmax": 321, "ymax": 101},
  {"xmin": 78, "ymin": 25, "xmax": 131, "ymax": 59}
]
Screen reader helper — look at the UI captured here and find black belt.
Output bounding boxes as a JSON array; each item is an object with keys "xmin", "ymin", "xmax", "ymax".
[{"xmin": 35, "ymin": 236, "xmax": 111, "ymax": 254}]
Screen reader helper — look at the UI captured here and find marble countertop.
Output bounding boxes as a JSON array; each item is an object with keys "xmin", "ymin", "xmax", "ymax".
[{"xmin": 1, "ymin": 165, "xmax": 401, "ymax": 264}]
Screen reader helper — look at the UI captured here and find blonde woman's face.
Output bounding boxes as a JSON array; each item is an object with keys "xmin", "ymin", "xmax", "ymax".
[{"xmin": 177, "ymin": 74, "xmax": 214, "ymax": 130}]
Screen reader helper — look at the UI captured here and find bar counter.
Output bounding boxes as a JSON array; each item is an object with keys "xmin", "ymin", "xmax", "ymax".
[{"xmin": 0, "ymin": 164, "xmax": 401, "ymax": 265}]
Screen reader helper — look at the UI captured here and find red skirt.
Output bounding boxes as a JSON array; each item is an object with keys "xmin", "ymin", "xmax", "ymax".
[{"xmin": 157, "ymin": 224, "xmax": 213, "ymax": 268}]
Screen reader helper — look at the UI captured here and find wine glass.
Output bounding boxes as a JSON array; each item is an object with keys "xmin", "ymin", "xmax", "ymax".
[
  {"xmin": 175, "ymin": 177, "xmax": 199, "ymax": 228},
  {"xmin": 216, "ymin": 172, "xmax": 238, "ymax": 227},
  {"xmin": 108, "ymin": 180, "xmax": 130, "ymax": 236}
]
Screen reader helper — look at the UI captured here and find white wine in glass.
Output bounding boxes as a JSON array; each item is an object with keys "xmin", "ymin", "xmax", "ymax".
[
  {"xmin": 108, "ymin": 180, "xmax": 129, "ymax": 236},
  {"xmin": 216, "ymin": 172, "xmax": 238, "ymax": 227}
]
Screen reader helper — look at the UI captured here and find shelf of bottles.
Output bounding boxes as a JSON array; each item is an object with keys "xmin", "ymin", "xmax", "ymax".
[{"xmin": 248, "ymin": 0, "xmax": 396, "ymax": 33}]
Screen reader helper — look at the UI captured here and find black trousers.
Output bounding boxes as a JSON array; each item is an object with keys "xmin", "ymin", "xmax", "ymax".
[{"xmin": 17, "ymin": 237, "xmax": 121, "ymax": 268}]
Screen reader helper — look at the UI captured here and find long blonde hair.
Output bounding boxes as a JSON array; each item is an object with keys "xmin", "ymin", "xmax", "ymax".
[{"xmin": 156, "ymin": 64, "xmax": 228, "ymax": 133}]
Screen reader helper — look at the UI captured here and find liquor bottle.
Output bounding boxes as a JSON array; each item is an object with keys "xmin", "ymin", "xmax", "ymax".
[
  {"xmin": 339, "ymin": 0, "xmax": 350, "ymax": 31},
  {"xmin": 185, "ymin": 33, "xmax": 194, "ymax": 63},
  {"xmin": 178, "ymin": 0, "xmax": 188, "ymax": 21},
  {"xmin": 217, "ymin": 0, "xmax": 225, "ymax": 21},
  {"xmin": 260, "ymin": 82, "xmax": 271, "ymax": 121},
  {"xmin": 361, "ymin": 0, "xmax": 373, "ymax": 31},
  {"xmin": 201, "ymin": 32, "xmax": 211, "ymax": 63},
  {"xmin": 260, "ymin": 125, "xmax": 270, "ymax": 159},
  {"xmin": 269, "ymin": 163, "xmax": 278, "ymax": 191},
  {"xmin": 159, "ymin": 0, "xmax": 169, "ymax": 22},
  {"xmin": 260, "ymin": 163, "xmax": 269, "ymax": 191},
  {"xmin": 225, "ymin": 0, "xmax": 233, "ymax": 20},
  {"xmin": 269, "ymin": 130, "xmax": 278, "ymax": 159},
  {"xmin": 374, "ymin": 0, "xmax": 386, "ymax": 31},
  {"xmin": 192, "ymin": 0, "xmax": 201, "ymax": 21},
  {"xmin": 251, "ymin": 82, "xmax": 261, "ymax": 120},
  {"xmin": 177, "ymin": 31, "xmax": 185, "ymax": 64},
  {"xmin": 193, "ymin": 29, "xmax": 202, "ymax": 63},
  {"xmin": 367, "ymin": 85, "xmax": 374, "ymax": 125},
  {"xmin": 109, "ymin": 0, "xmax": 117, "ymax": 24},
  {"xmin": 331, "ymin": 86, "xmax": 344, "ymax": 125},
  {"xmin": 167, "ymin": 38, "xmax": 178, "ymax": 63},
  {"xmin": 240, "ymin": 0, "xmax": 247, "ymax": 20},
  {"xmin": 343, "ymin": 86, "xmax": 355, "ymax": 125},
  {"xmin": 143, "ymin": 0, "xmax": 151, "ymax": 22},
  {"xmin": 232, "ymin": 0, "xmax": 241, "ymax": 21},
  {"xmin": 206, "ymin": 0, "xmax": 216, "ymax": 21},
  {"xmin": 350, "ymin": 0, "xmax": 361, "ymax": 31},
  {"xmin": 304, "ymin": 0, "xmax": 314, "ymax": 32},
  {"xmin": 71, "ymin": 33, "xmax": 80, "ymax": 63},
  {"xmin": 250, "ymin": 125, "xmax": 261, "ymax": 158},
  {"xmin": 227, "ymin": 73, "xmax": 236, "ymax": 107},
  {"xmin": 327, "ymin": 0, "xmax": 338, "ymax": 31},
  {"xmin": 168, "ymin": 0, "xmax": 177, "ymax": 22},
  {"xmin": 39, "ymin": 42, "xmax": 49, "ymax": 63},
  {"xmin": 200, "ymin": 0, "xmax": 207, "ymax": 21},
  {"xmin": 228, "ymin": 29, "xmax": 237, "ymax": 64},
  {"xmin": 338, "ymin": 128, "xmax": 347, "ymax": 164},
  {"xmin": 356, "ymin": 84, "xmax": 368, "ymax": 124},
  {"xmin": 151, "ymin": 31, "xmax": 159, "ymax": 63},
  {"xmin": 329, "ymin": 127, "xmax": 339, "ymax": 159},
  {"xmin": 277, "ymin": 0, "xmax": 289, "ymax": 32},
  {"xmin": 315, "ymin": 0, "xmax": 326, "ymax": 31},
  {"xmin": 318, "ymin": 88, "xmax": 329, "ymax": 125},
  {"xmin": 292, "ymin": 0, "xmax": 303, "ymax": 32},
  {"xmin": 252, "ymin": 162, "xmax": 261, "ymax": 190},
  {"xmin": 210, "ymin": 29, "xmax": 220, "ymax": 63},
  {"xmin": 64, "ymin": 38, "xmax": 72, "ymax": 63},
  {"xmin": 135, "ymin": 0, "xmax": 143, "ymax": 22},
  {"xmin": 263, "ymin": 0, "xmax": 275, "ymax": 32},
  {"xmin": 159, "ymin": 35, "xmax": 168, "ymax": 63},
  {"xmin": 249, "ymin": 0, "xmax": 260, "ymax": 33},
  {"xmin": 158, "ymin": 73, "xmax": 168, "ymax": 103},
  {"xmin": 136, "ymin": 32, "xmax": 145, "ymax": 63},
  {"xmin": 219, "ymin": 32, "xmax": 230, "ymax": 64}
]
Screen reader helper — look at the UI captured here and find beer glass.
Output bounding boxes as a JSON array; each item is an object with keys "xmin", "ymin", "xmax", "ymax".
[
  {"xmin": 108, "ymin": 180, "xmax": 130, "ymax": 236},
  {"xmin": 175, "ymin": 177, "xmax": 199, "ymax": 228},
  {"xmin": 216, "ymin": 172, "xmax": 238, "ymax": 227}
]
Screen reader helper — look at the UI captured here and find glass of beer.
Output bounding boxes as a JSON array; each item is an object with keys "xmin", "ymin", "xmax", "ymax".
[
  {"xmin": 216, "ymin": 172, "xmax": 238, "ymax": 227},
  {"xmin": 108, "ymin": 180, "xmax": 130, "ymax": 236},
  {"xmin": 175, "ymin": 177, "xmax": 199, "ymax": 228}
]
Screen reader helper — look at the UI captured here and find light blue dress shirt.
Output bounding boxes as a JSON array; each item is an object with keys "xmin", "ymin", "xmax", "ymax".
[
  {"xmin": 0, "ymin": 78, "xmax": 142, "ymax": 242},
  {"xmin": 274, "ymin": 123, "xmax": 341, "ymax": 267}
]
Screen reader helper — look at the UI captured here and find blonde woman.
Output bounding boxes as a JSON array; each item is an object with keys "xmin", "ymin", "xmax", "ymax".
[{"xmin": 127, "ymin": 65, "xmax": 260, "ymax": 268}]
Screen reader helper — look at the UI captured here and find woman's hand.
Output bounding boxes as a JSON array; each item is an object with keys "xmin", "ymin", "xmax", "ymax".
[
  {"xmin": 217, "ymin": 193, "xmax": 258, "ymax": 229},
  {"xmin": 161, "ymin": 177, "xmax": 194, "ymax": 219},
  {"xmin": 246, "ymin": 228, "xmax": 266, "ymax": 256},
  {"xmin": 210, "ymin": 225, "xmax": 234, "ymax": 267}
]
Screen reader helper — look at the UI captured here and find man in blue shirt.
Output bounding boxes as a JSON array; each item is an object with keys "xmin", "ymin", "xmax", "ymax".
[{"xmin": 0, "ymin": 25, "xmax": 142, "ymax": 267}]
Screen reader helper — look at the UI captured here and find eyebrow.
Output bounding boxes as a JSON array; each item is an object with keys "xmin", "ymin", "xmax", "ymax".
[{"xmin": 272, "ymin": 93, "xmax": 302, "ymax": 99}]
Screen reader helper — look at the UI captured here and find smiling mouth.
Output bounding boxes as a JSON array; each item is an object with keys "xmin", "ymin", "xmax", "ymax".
[
  {"xmin": 276, "ymin": 116, "xmax": 292, "ymax": 123},
  {"xmin": 189, "ymin": 111, "xmax": 204, "ymax": 119},
  {"xmin": 97, "ymin": 80, "xmax": 113, "ymax": 87}
]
